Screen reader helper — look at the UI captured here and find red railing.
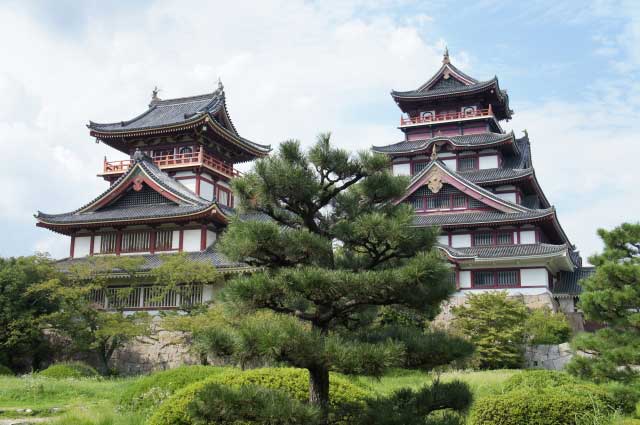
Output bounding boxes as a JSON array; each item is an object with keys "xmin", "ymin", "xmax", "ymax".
[
  {"xmin": 101, "ymin": 148, "xmax": 241, "ymax": 178},
  {"xmin": 400, "ymin": 105, "xmax": 493, "ymax": 126}
]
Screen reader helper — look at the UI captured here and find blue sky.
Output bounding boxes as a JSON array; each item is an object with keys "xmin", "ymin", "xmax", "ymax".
[{"xmin": 0, "ymin": 0, "xmax": 638, "ymax": 260}]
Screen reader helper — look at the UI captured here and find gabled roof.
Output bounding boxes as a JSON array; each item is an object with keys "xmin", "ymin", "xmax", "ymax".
[
  {"xmin": 372, "ymin": 132, "xmax": 517, "ymax": 155},
  {"xmin": 438, "ymin": 243, "xmax": 571, "ymax": 261},
  {"xmin": 398, "ymin": 160, "xmax": 530, "ymax": 214},
  {"xmin": 88, "ymin": 83, "xmax": 270, "ymax": 159},
  {"xmin": 412, "ymin": 208, "xmax": 555, "ymax": 227},
  {"xmin": 35, "ymin": 151, "xmax": 226, "ymax": 232},
  {"xmin": 390, "ymin": 51, "xmax": 512, "ymax": 119}
]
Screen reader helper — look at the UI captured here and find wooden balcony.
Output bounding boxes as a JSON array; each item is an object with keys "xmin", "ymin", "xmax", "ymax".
[
  {"xmin": 100, "ymin": 148, "xmax": 241, "ymax": 179},
  {"xmin": 400, "ymin": 105, "xmax": 494, "ymax": 127}
]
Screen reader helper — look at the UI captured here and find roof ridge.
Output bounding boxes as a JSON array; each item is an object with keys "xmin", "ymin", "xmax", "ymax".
[{"xmin": 155, "ymin": 92, "xmax": 217, "ymax": 105}]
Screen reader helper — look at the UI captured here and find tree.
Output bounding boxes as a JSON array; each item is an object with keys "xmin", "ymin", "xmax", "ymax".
[
  {"xmin": 214, "ymin": 134, "xmax": 471, "ymax": 419},
  {"xmin": 0, "ymin": 255, "xmax": 60, "ymax": 371},
  {"xmin": 524, "ymin": 307, "xmax": 572, "ymax": 345},
  {"xmin": 451, "ymin": 291, "xmax": 528, "ymax": 369},
  {"xmin": 41, "ymin": 256, "xmax": 151, "ymax": 374},
  {"xmin": 567, "ymin": 222, "xmax": 640, "ymax": 383}
]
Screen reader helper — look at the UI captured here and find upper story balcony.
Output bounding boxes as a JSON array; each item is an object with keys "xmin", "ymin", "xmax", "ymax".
[
  {"xmin": 100, "ymin": 147, "xmax": 242, "ymax": 179},
  {"xmin": 399, "ymin": 105, "xmax": 495, "ymax": 128}
]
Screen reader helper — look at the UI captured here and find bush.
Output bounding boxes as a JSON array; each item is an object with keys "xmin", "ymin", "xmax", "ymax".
[
  {"xmin": 118, "ymin": 365, "xmax": 232, "ymax": 412},
  {"xmin": 503, "ymin": 370, "xmax": 579, "ymax": 391},
  {"xmin": 504, "ymin": 370, "xmax": 640, "ymax": 414},
  {"xmin": 149, "ymin": 382, "xmax": 319, "ymax": 425},
  {"xmin": 39, "ymin": 362, "xmax": 99, "ymax": 379},
  {"xmin": 148, "ymin": 368, "xmax": 373, "ymax": 425},
  {"xmin": 0, "ymin": 364, "xmax": 13, "ymax": 376},
  {"xmin": 470, "ymin": 386, "xmax": 609, "ymax": 425},
  {"xmin": 525, "ymin": 308, "xmax": 572, "ymax": 345}
]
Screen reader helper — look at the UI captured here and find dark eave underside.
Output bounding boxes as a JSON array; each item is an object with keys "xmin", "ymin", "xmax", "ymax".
[
  {"xmin": 441, "ymin": 243, "xmax": 569, "ymax": 259},
  {"xmin": 412, "ymin": 209, "xmax": 555, "ymax": 227},
  {"xmin": 554, "ymin": 267, "xmax": 596, "ymax": 295},
  {"xmin": 391, "ymin": 78, "xmax": 503, "ymax": 100},
  {"xmin": 372, "ymin": 132, "xmax": 516, "ymax": 155}
]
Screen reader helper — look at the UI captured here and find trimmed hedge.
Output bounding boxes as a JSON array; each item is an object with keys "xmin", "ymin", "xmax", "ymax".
[
  {"xmin": 470, "ymin": 386, "xmax": 607, "ymax": 425},
  {"xmin": 39, "ymin": 362, "xmax": 99, "ymax": 379},
  {"xmin": 118, "ymin": 365, "xmax": 233, "ymax": 412},
  {"xmin": 0, "ymin": 364, "xmax": 13, "ymax": 376},
  {"xmin": 148, "ymin": 368, "xmax": 373, "ymax": 425}
]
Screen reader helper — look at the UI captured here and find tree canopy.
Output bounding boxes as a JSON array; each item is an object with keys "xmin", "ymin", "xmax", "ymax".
[
  {"xmin": 568, "ymin": 222, "xmax": 640, "ymax": 382},
  {"xmin": 211, "ymin": 134, "xmax": 471, "ymax": 419}
]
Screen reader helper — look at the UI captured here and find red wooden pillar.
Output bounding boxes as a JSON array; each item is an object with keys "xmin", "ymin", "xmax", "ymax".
[
  {"xmin": 115, "ymin": 230, "xmax": 123, "ymax": 256},
  {"xmin": 178, "ymin": 228, "xmax": 184, "ymax": 252},
  {"xmin": 195, "ymin": 172, "xmax": 201, "ymax": 195},
  {"xmin": 70, "ymin": 235, "xmax": 76, "ymax": 258},
  {"xmin": 149, "ymin": 230, "xmax": 156, "ymax": 254},
  {"xmin": 200, "ymin": 224, "xmax": 207, "ymax": 251},
  {"xmin": 89, "ymin": 234, "xmax": 95, "ymax": 256}
]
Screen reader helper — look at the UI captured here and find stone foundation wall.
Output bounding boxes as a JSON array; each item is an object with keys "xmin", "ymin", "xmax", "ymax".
[{"xmin": 524, "ymin": 343, "xmax": 574, "ymax": 370}]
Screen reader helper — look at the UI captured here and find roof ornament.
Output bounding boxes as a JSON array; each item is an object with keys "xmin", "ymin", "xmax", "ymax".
[
  {"xmin": 217, "ymin": 77, "xmax": 224, "ymax": 93},
  {"xmin": 430, "ymin": 144, "xmax": 439, "ymax": 161},
  {"xmin": 150, "ymin": 86, "xmax": 162, "ymax": 106},
  {"xmin": 442, "ymin": 46, "xmax": 450, "ymax": 65},
  {"xmin": 132, "ymin": 147, "xmax": 146, "ymax": 162},
  {"xmin": 522, "ymin": 129, "xmax": 529, "ymax": 138}
]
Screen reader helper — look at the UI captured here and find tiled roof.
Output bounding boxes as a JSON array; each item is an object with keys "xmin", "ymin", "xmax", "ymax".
[
  {"xmin": 372, "ymin": 132, "xmax": 516, "ymax": 154},
  {"xmin": 413, "ymin": 209, "xmax": 555, "ymax": 227},
  {"xmin": 56, "ymin": 243, "xmax": 248, "ymax": 273},
  {"xmin": 441, "ymin": 243, "xmax": 569, "ymax": 259},
  {"xmin": 554, "ymin": 267, "xmax": 595, "ymax": 296},
  {"xmin": 36, "ymin": 154, "xmax": 216, "ymax": 225},
  {"xmin": 459, "ymin": 167, "xmax": 533, "ymax": 184},
  {"xmin": 392, "ymin": 78, "xmax": 501, "ymax": 99}
]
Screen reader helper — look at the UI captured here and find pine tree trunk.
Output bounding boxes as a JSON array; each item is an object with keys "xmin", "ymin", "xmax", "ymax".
[{"xmin": 309, "ymin": 365, "xmax": 330, "ymax": 421}]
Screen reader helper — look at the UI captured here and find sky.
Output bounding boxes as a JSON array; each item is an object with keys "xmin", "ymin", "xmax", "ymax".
[{"xmin": 0, "ymin": 0, "xmax": 638, "ymax": 261}]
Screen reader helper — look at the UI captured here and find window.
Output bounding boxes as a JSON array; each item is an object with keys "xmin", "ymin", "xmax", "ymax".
[
  {"xmin": 121, "ymin": 231, "xmax": 150, "ymax": 253},
  {"xmin": 472, "ymin": 270, "xmax": 520, "ymax": 288},
  {"xmin": 100, "ymin": 233, "xmax": 117, "ymax": 253},
  {"xmin": 458, "ymin": 157, "xmax": 477, "ymax": 171},
  {"xmin": 453, "ymin": 194, "xmax": 466, "ymax": 208},
  {"xmin": 474, "ymin": 271, "xmax": 495, "ymax": 287},
  {"xmin": 473, "ymin": 232, "xmax": 493, "ymax": 246},
  {"xmin": 496, "ymin": 231, "xmax": 513, "ymax": 245},
  {"xmin": 179, "ymin": 146, "xmax": 193, "ymax": 155},
  {"xmin": 155, "ymin": 230, "xmax": 173, "ymax": 251},
  {"xmin": 409, "ymin": 196, "xmax": 423, "ymax": 210}
]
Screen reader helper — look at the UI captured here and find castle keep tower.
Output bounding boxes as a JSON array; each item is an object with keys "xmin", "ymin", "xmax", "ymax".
[{"xmin": 373, "ymin": 50, "xmax": 590, "ymax": 311}]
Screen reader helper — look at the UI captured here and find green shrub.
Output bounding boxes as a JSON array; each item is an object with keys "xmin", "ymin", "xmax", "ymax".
[
  {"xmin": 206, "ymin": 367, "xmax": 372, "ymax": 408},
  {"xmin": 148, "ymin": 368, "xmax": 372, "ymax": 425},
  {"xmin": 0, "ymin": 364, "xmax": 13, "ymax": 376},
  {"xmin": 525, "ymin": 308, "xmax": 572, "ymax": 345},
  {"xmin": 118, "ymin": 365, "xmax": 232, "ymax": 412},
  {"xmin": 470, "ymin": 386, "xmax": 609, "ymax": 425},
  {"xmin": 39, "ymin": 362, "xmax": 99, "ymax": 379},
  {"xmin": 604, "ymin": 382, "xmax": 640, "ymax": 414},
  {"xmin": 503, "ymin": 370, "xmax": 579, "ymax": 391}
]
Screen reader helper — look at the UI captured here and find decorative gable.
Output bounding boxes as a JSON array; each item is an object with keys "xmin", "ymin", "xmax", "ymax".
[
  {"xmin": 98, "ymin": 185, "xmax": 177, "ymax": 211},
  {"xmin": 429, "ymin": 75, "xmax": 466, "ymax": 91}
]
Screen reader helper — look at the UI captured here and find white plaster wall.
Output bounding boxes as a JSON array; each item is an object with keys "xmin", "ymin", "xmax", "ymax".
[
  {"xmin": 171, "ymin": 230, "xmax": 180, "ymax": 249},
  {"xmin": 74, "ymin": 236, "xmax": 92, "ymax": 258},
  {"xmin": 521, "ymin": 268, "xmax": 549, "ymax": 287},
  {"xmin": 200, "ymin": 180, "xmax": 214, "ymax": 201},
  {"xmin": 181, "ymin": 178, "xmax": 197, "ymax": 194},
  {"xmin": 206, "ymin": 230, "xmax": 216, "ymax": 248},
  {"xmin": 459, "ymin": 271, "xmax": 471, "ymax": 289},
  {"xmin": 520, "ymin": 230, "xmax": 536, "ymax": 244},
  {"xmin": 437, "ymin": 235, "xmax": 449, "ymax": 245},
  {"xmin": 451, "ymin": 234, "xmax": 471, "ymax": 248},
  {"xmin": 93, "ymin": 235, "xmax": 102, "ymax": 254},
  {"xmin": 182, "ymin": 229, "xmax": 201, "ymax": 252},
  {"xmin": 217, "ymin": 180, "xmax": 231, "ymax": 189},
  {"xmin": 439, "ymin": 152, "xmax": 456, "ymax": 158},
  {"xmin": 496, "ymin": 192, "xmax": 517, "ymax": 203},
  {"xmin": 392, "ymin": 163, "xmax": 411, "ymax": 176},
  {"xmin": 479, "ymin": 155, "xmax": 499, "ymax": 169},
  {"xmin": 443, "ymin": 158, "xmax": 457, "ymax": 169},
  {"xmin": 174, "ymin": 171, "xmax": 196, "ymax": 177}
]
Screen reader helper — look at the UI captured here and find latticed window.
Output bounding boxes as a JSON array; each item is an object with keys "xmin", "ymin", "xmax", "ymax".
[
  {"xmin": 473, "ymin": 232, "xmax": 493, "ymax": 246},
  {"xmin": 453, "ymin": 194, "xmax": 466, "ymax": 208},
  {"xmin": 121, "ymin": 232, "xmax": 150, "ymax": 253},
  {"xmin": 497, "ymin": 270, "xmax": 519, "ymax": 286},
  {"xmin": 458, "ymin": 157, "xmax": 477, "ymax": 171},
  {"xmin": 496, "ymin": 231, "xmax": 513, "ymax": 245},
  {"xmin": 413, "ymin": 161, "xmax": 429, "ymax": 174},
  {"xmin": 100, "ymin": 233, "xmax": 117, "ymax": 253},
  {"xmin": 155, "ymin": 230, "xmax": 173, "ymax": 251},
  {"xmin": 474, "ymin": 271, "xmax": 495, "ymax": 287},
  {"xmin": 409, "ymin": 195, "xmax": 423, "ymax": 210}
]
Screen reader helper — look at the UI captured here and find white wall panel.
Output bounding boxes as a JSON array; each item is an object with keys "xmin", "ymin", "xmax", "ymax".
[
  {"xmin": 206, "ymin": 230, "xmax": 217, "ymax": 248},
  {"xmin": 200, "ymin": 180, "xmax": 214, "ymax": 201},
  {"xmin": 74, "ymin": 236, "xmax": 91, "ymax": 258},
  {"xmin": 496, "ymin": 192, "xmax": 517, "ymax": 203},
  {"xmin": 443, "ymin": 159, "xmax": 457, "ymax": 169},
  {"xmin": 172, "ymin": 230, "xmax": 180, "ymax": 249},
  {"xmin": 181, "ymin": 178, "xmax": 197, "ymax": 194},
  {"xmin": 451, "ymin": 234, "xmax": 471, "ymax": 248},
  {"xmin": 183, "ymin": 229, "xmax": 201, "ymax": 252},
  {"xmin": 93, "ymin": 235, "xmax": 102, "ymax": 254},
  {"xmin": 392, "ymin": 163, "xmax": 411, "ymax": 176},
  {"xmin": 520, "ymin": 230, "xmax": 536, "ymax": 244},
  {"xmin": 437, "ymin": 235, "xmax": 449, "ymax": 245},
  {"xmin": 459, "ymin": 271, "xmax": 471, "ymax": 289},
  {"xmin": 479, "ymin": 155, "xmax": 499, "ymax": 169},
  {"xmin": 520, "ymin": 268, "xmax": 548, "ymax": 287}
]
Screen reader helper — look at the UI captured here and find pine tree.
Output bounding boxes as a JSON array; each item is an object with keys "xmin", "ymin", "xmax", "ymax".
[
  {"xmin": 567, "ymin": 223, "xmax": 640, "ymax": 382},
  {"xmin": 217, "ymin": 134, "xmax": 472, "ymax": 417}
]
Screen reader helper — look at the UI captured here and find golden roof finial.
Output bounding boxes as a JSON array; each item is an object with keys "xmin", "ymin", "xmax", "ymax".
[
  {"xmin": 442, "ymin": 46, "xmax": 450, "ymax": 64},
  {"xmin": 430, "ymin": 144, "xmax": 438, "ymax": 161}
]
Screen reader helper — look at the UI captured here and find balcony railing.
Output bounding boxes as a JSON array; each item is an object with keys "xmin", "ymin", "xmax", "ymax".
[
  {"xmin": 400, "ymin": 105, "xmax": 494, "ymax": 127},
  {"xmin": 101, "ymin": 148, "xmax": 241, "ymax": 178}
]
